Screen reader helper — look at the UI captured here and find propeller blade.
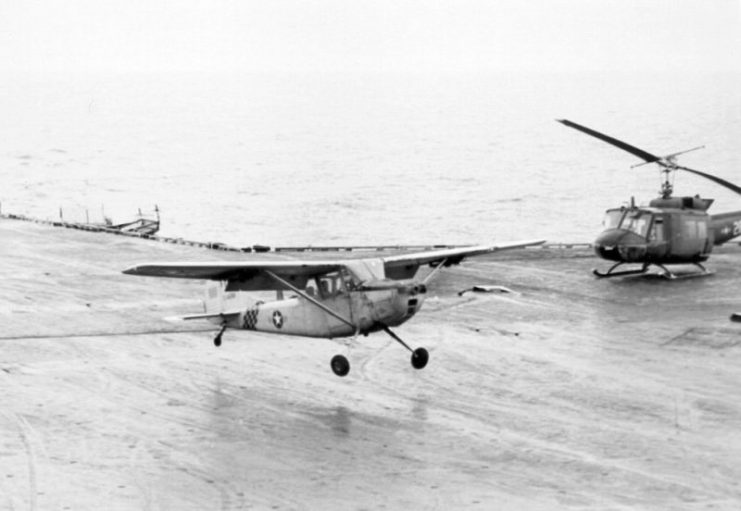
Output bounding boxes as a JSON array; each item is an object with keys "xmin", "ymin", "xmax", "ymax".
[
  {"xmin": 676, "ymin": 166, "xmax": 741, "ymax": 197},
  {"xmin": 557, "ymin": 119, "xmax": 661, "ymax": 164}
]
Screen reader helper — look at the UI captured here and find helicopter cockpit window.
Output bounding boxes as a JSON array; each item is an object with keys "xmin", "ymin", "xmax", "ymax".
[
  {"xmin": 620, "ymin": 212, "xmax": 651, "ymax": 237},
  {"xmin": 603, "ymin": 210, "xmax": 625, "ymax": 229}
]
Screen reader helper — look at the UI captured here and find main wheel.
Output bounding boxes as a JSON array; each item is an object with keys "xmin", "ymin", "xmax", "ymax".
[
  {"xmin": 214, "ymin": 335, "xmax": 222, "ymax": 347},
  {"xmin": 411, "ymin": 347, "xmax": 429, "ymax": 370},
  {"xmin": 330, "ymin": 354, "xmax": 350, "ymax": 377}
]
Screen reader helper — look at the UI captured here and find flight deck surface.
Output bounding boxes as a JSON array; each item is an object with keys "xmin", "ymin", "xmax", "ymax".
[{"xmin": 2, "ymin": 219, "xmax": 740, "ymax": 510}]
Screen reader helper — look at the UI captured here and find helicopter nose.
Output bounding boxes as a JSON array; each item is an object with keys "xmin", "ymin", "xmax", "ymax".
[
  {"xmin": 593, "ymin": 229, "xmax": 623, "ymax": 260},
  {"xmin": 593, "ymin": 229, "xmax": 647, "ymax": 262}
]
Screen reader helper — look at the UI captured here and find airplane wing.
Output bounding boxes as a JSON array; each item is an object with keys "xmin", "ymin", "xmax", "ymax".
[
  {"xmin": 123, "ymin": 239, "xmax": 545, "ymax": 289},
  {"xmin": 381, "ymin": 239, "xmax": 546, "ymax": 279},
  {"xmin": 123, "ymin": 260, "xmax": 341, "ymax": 279},
  {"xmin": 123, "ymin": 260, "xmax": 343, "ymax": 292},
  {"xmin": 382, "ymin": 239, "xmax": 545, "ymax": 267}
]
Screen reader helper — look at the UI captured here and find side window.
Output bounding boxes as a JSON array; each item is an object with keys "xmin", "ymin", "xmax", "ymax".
[
  {"xmin": 305, "ymin": 278, "xmax": 318, "ymax": 297},
  {"xmin": 650, "ymin": 217, "xmax": 664, "ymax": 242},
  {"xmin": 317, "ymin": 273, "xmax": 343, "ymax": 298}
]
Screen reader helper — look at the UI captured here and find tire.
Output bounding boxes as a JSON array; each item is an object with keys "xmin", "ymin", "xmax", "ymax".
[
  {"xmin": 411, "ymin": 347, "xmax": 429, "ymax": 370},
  {"xmin": 330, "ymin": 354, "xmax": 350, "ymax": 377}
]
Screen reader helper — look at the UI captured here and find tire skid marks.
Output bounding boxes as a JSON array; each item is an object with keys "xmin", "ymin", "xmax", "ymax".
[
  {"xmin": 93, "ymin": 366, "xmax": 246, "ymax": 510},
  {"xmin": 15, "ymin": 414, "xmax": 40, "ymax": 511}
]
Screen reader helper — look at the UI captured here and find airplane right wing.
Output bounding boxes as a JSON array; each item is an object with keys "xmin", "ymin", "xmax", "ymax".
[
  {"xmin": 380, "ymin": 239, "xmax": 545, "ymax": 279},
  {"xmin": 381, "ymin": 239, "xmax": 545, "ymax": 268}
]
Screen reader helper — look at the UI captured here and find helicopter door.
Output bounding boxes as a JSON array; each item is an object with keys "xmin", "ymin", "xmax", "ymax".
[
  {"xmin": 675, "ymin": 214, "xmax": 710, "ymax": 258},
  {"xmin": 647, "ymin": 215, "xmax": 669, "ymax": 259}
]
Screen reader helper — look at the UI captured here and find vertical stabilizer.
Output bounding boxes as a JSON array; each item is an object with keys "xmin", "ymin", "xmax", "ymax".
[{"xmin": 204, "ymin": 282, "xmax": 226, "ymax": 313}]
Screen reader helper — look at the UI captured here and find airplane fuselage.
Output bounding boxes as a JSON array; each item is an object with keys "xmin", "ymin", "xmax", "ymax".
[{"xmin": 207, "ymin": 283, "xmax": 426, "ymax": 339}]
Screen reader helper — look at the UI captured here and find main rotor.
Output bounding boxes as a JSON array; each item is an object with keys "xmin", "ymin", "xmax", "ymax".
[
  {"xmin": 630, "ymin": 145, "xmax": 705, "ymax": 198},
  {"xmin": 557, "ymin": 119, "xmax": 741, "ymax": 200}
]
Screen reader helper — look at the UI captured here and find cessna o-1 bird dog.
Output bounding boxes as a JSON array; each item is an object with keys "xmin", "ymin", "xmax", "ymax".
[{"xmin": 123, "ymin": 240, "xmax": 544, "ymax": 376}]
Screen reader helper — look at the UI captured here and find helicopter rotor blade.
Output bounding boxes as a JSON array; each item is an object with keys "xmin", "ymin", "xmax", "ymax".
[
  {"xmin": 557, "ymin": 119, "xmax": 662, "ymax": 164},
  {"xmin": 675, "ymin": 165, "xmax": 741, "ymax": 197}
]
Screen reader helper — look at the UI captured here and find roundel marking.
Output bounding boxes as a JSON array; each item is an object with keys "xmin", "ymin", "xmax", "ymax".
[{"xmin": 272, "ymin": 310, "xmax": 284, "ymax": 329}]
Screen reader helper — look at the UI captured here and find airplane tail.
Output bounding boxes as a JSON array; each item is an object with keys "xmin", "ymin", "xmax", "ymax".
[
  {"xmin": 203, "ymin": 282, "xmax": 225, "ymax": 313},
  {"xmin": 173, "ymin": 282, "xmax": 241, "ymax": 324}
]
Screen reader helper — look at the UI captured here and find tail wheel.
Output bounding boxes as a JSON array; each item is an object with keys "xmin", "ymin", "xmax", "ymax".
[
  {"xmin": 330, "ymin": 354, "xmax": 350, "ymax": 377},
  {"xmin": 411, "ymin": 347, "xmax": 429, "ymax": 370}
]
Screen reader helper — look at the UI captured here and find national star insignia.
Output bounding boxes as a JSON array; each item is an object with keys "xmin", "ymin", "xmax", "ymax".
[{"xmin": 272, "ymin": 310, "xmax": 284, "ymax": 329}]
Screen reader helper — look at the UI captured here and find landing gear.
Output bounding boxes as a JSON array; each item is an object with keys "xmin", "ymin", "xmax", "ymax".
[
  {"xmin": 593, "ymin": 261, "xmax": 713, "ymax": 279},
  {"xmin": 330, "ymin": 354, "xmax": 350, "ymax": 377},
  {"xmin": 593, "ymin": 262, "xmax": 650, "ymax": 278},
  {"xmin": 411, "ymin": 347, "xmax": 429, "ymax": 369},
  {"xmin": 381, "ymin": 324, "xmax": 429, "ymax": 371},
  {"xmin": 329, "ymin": 327, "xmax": 430, "ymax": 377},
  {"xmin": 214, "ymin": 323, "xmax": 227, "ymax": 347}
]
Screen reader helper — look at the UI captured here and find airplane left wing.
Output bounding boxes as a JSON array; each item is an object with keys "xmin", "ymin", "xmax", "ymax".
[
  {"xmin": 122, "ymin": 260, "xmax": 343, "ymax": 292},
  {"xmin": 123, "ymin": 260, "xmax": 341, "ymax": 279}
]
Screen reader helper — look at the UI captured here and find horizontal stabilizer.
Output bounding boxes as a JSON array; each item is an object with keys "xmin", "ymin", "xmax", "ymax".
[{"xmin": 172, "ymin": 310, "xmax": 242, "ymax": 322}]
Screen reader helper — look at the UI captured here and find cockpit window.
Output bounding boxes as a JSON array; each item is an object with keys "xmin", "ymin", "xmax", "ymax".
[
  {"xmin": 307, "ymin": 268, "xmax": 358, "ymax": 299},
  {"xmin": 315, "ymin": 271, "xmax": 346, "ymax": 298},
  {"xmin": 603, "ymin": 210, "xmax": 625, "ymax": 229},
  {"xmin": 620, "ymin": 212, "xmax": 651, "ymax": 237}
]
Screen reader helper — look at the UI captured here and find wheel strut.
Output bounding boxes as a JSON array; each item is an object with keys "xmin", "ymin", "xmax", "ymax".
[
  {"xmin": 380, "ymin": 324, "xmax": 429, "ymax": 370},
  {"xmin": 214, "ymin": 323, "xmax": 227, "ymax": 347}
]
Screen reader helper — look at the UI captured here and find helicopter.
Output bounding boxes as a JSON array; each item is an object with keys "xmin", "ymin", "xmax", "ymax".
[{"xmin": 558, "ymin": 119, "xmax": 741, "ymax": 279}]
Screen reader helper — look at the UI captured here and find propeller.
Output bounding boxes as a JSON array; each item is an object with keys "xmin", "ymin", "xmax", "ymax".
[{"xmin": 557, "ymin": 119, "xmax": 741, "ymax": 198}]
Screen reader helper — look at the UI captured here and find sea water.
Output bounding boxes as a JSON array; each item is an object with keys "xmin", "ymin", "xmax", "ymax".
[{"xmin": 1, "ymin": 70, "xmax": 740, "ymax": 247}]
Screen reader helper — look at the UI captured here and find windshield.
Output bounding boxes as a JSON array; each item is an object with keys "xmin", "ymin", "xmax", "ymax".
[
  {"xmin": 603, "ymin": 210, "xmax": 625, "ymax": 229},
  {"xmin": 619, "ymin": 212, "xmax": 652, "ymax": 237}
]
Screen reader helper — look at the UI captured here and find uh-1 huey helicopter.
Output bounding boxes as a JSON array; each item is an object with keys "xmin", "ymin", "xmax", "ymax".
[{"xmin": 558, "ymin": 119, "xmax": 741, "ymax": 279}]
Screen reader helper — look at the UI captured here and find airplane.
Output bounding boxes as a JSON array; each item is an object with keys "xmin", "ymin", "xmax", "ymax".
[{"xmin": 123, "ymin": 240, "xmax": 545, "ymax": 377}]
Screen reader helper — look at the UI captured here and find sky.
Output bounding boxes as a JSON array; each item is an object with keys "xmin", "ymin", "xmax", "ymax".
[{"xmin": 1, "ymin": 0, "xmax": 739, "ymax": 73}]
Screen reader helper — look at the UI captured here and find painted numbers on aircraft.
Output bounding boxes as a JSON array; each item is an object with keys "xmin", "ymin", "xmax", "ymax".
[{"xmin": 272, "ymin": 310, "xmax": 284, "ymax": 329}]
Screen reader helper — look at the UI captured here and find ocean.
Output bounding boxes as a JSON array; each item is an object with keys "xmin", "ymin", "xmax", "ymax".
[{"xmin": 2, "ymin": 70, "xmax": 740, "ymax": 247}]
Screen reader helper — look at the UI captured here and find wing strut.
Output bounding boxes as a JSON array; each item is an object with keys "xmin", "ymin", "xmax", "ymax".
[
  {"xmin": 422, "ymin": 257, "xmax": 449, "ymax": 285},
  {"xmin": 263, "ymin": 270, "xmax": 356, "ymax": 330}
]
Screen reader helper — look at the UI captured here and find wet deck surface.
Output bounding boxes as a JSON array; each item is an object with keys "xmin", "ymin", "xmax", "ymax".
[{"xmin": 2, "ymin": 219, "xmax": 741, "ymax": 510}]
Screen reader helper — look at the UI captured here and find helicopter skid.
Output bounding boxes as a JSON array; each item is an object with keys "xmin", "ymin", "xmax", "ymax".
[
  {"xmin": 593, "ymin": 267, "xmax": 647, "ymax": 278},
  {"xmin": 593, "ymin": 262, "xmax": 714, "ymax": 280},
  {"xmin": 592, "ymin": 262, "xmax": 650, "ymax": 279}
]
